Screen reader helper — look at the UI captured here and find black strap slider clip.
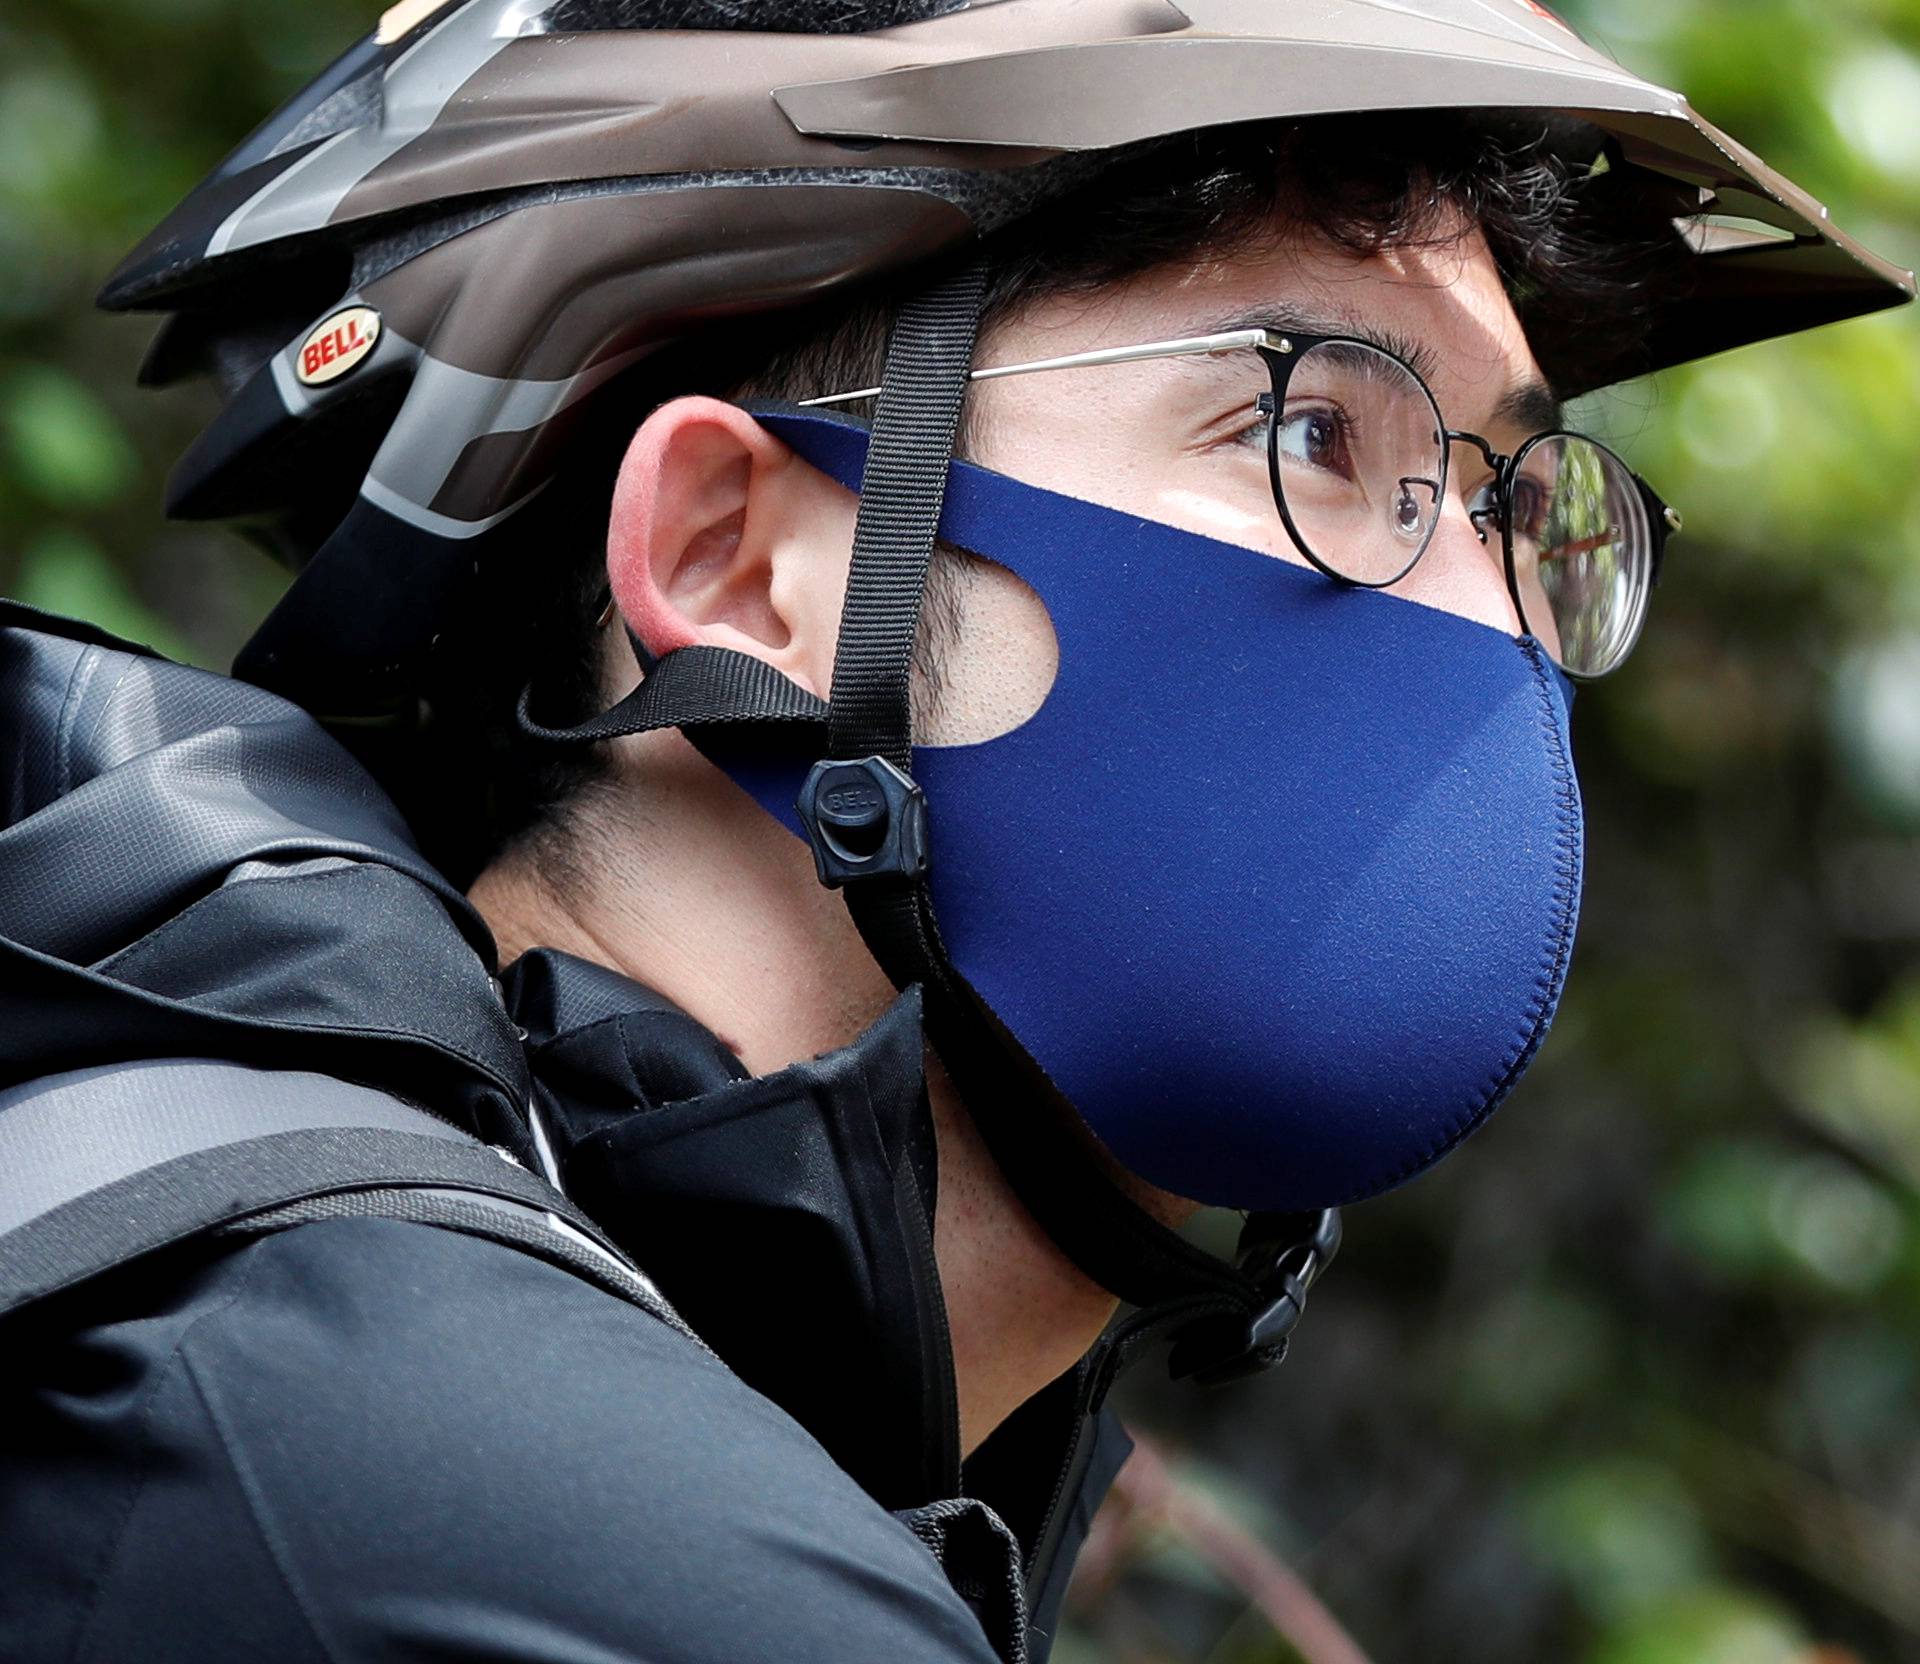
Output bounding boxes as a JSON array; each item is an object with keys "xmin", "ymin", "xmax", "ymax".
[
  {"xmin": 797, "ymin": 756, "xmax": 930, "ymax": 889},
  {"xmin": 1167, "ymin": 1207, "xmax": 1344, "ymax": 1386}
]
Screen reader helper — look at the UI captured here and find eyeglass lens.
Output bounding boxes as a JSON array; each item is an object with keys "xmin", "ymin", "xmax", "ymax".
[
  {"xmin": 1261, "ymin": 340, "xmax": 1653, "ymax": 677},
  {"xmin": 1264, "ymin": 340, "xmax": 1447, "ymax": 588},
  {"xmin": 1506, "ymin": 434, "xmax": 1651, "ymax": 678}
]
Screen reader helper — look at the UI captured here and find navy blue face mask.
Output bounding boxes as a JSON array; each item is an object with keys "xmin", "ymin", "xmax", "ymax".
[{"xmin": 732, "ymin": 410, "xmax": 1583, "ymax": 1213}]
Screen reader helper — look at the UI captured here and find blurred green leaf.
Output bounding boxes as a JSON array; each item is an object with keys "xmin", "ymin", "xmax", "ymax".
[
  {"xmin": 0, "ymin": 58, "xmax": 104, "ymax": 212},
  {"xmin": 14, "ymin": 528, "xmax": 189, "ymax": 660},
  {"xmin": 1787, "ymin": 987, "xmax": 1920, "ymax": 1190},
  {"xmin": 1662, "ymin": 1142, "xmax": 1791, "ymax": 1282},
  {"xmin": 1523, "ymin": 1458, "xmax": 1716, "ymax": 1623},
  {"xmin": 1660, "ymin": 1140, "xmax": 1907, "ymax": 1294},
  {"xmin": 1587, "ymin": 1585, "xmax": 1811, "ymax": 1664},
  {"xmin": 2, "ymin": 364, "xmax": 138, "ymax": 507}
]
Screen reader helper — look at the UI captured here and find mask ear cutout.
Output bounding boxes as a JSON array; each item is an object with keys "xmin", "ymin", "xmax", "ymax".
[{"xmin": 915, "ymin": 547, "xmax": 1059, "ymax": 749}]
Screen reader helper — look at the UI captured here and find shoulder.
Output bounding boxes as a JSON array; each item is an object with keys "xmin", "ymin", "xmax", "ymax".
[{"xmin": 7, "ymin": 1218, "xmax": 998, "ymax": 1664}]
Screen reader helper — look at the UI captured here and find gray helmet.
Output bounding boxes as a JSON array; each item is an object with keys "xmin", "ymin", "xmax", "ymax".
[{"xmin": 105, "ymin": 0, "xmax": 1912, "ymax": 720}]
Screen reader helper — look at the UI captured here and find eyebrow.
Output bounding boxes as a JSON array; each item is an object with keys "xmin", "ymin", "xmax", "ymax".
[
  {"xmin": 1490, "ymin": 381, "xmax": 1565, "ymax": 437},
  {"xmin": 1193, "ymin": 306, "xmax": 1564, "ymax": 437}
]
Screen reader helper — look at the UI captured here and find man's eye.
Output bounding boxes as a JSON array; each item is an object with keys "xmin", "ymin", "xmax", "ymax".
[{"xmin": 1273, "ymin": 404, "xmax": 1354, "ymax": 478}]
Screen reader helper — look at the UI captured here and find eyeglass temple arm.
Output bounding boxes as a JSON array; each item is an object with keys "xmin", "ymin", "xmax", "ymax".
[{"xmin": 796, "ymin": 328, "xmax": 1282, "ymax": 409}]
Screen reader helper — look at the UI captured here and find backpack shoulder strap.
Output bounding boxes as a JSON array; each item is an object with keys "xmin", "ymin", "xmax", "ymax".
[{"xmin": 0, "ymin": 1059, "xmax": 697, "ymax": 1342}]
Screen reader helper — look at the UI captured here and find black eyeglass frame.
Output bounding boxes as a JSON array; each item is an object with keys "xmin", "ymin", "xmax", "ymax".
[{"xmin": 1253, "ymin": 331, "xmax": 1682, "ymax": 679}]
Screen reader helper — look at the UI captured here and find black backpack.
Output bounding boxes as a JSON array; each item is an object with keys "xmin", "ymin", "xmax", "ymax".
[{"xmin": 0, "ymin": 1054, "xmax": 702, "ymax": 1343}]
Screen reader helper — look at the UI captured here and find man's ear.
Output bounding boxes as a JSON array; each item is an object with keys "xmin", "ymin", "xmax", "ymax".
[{"xmin": 607, "ymin": 396, "xmax": 854, "ymax": 697}]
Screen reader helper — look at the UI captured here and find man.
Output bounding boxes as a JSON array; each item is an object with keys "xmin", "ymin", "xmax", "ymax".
[{"xmin": 0, "ymin": 1, "xmax": 1909, "ymax": 1660}]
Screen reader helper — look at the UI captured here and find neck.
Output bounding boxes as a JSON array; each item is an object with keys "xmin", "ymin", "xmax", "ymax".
[
  {"xmin": 469, "ymin": 754, "xmax": 1119, "ymax": 1455},
  {"xmin": 920, "ymin": 1047, "xmax": 1120, "ymax": 1453}
]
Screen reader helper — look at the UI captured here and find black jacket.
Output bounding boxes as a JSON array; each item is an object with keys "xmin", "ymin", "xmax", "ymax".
[{"xmin": 0, "ymin": 604, "xmax": 1131, "ymax": 1663}]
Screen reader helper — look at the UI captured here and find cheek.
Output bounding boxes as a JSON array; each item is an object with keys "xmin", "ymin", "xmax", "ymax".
[
  {"xmin": 1387, "ymin": 511, "xmax": 1524, "ymax": 635},
  {"xmin": 920, "ymin": 557, "xmax": 1060, "ymax": 747},
  {"xmin": 982, "ymin": 412, "xmax": 1286, "ymax": 566},
  {"xmin": 1160, "ymin": 473, "xmax": 1296, "ymax": 562},
  {"xmin": 971, "ymin": 367, "xmax": 1287, "ymax": 563}
]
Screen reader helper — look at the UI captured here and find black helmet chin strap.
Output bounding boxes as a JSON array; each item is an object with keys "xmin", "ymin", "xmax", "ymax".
[{"xmin": 518, "ymin": 263, "xmax": 1339, "ymax": 1384}]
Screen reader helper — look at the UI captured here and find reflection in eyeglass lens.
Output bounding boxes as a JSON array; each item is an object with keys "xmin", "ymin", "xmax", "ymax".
[{"xmin": 1511, "ymin": 435, "xmax": 1649, "ymax": 677}]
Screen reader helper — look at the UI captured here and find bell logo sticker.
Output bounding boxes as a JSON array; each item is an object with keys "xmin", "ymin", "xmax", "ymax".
[{"xmin": 296, "ymin": 306, "xmax": 381, "ymax": 386}]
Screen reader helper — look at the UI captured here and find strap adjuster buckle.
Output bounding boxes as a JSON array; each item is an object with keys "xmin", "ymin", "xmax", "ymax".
[
  {"xmin": 1166, "ymin": 1207, "xmax": 1343, "ymax": 1386},
  {"xmin": 797, "ymin": 756, "xmax": 930, "ymax": 889}
]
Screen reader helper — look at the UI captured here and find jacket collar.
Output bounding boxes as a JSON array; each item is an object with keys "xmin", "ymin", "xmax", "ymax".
[
  {"xmin": 503, "ymin": 946, "xmax": 1137, "ymax": 1648},
  {"xmin": 505, "ymin": 947, "xmax": 961, "ymax": 1507}
]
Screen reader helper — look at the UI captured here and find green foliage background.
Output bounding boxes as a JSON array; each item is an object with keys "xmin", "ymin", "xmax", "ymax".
[{"xmin": 1, "ymin": 1, "xmax": 1916, "ymax": 1659}]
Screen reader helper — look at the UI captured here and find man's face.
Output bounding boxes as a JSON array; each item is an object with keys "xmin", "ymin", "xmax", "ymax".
[
  {"xmin": 922, "ymin": 212, "xmax": 1559, "ymax": 743},
  {"xmin": 587, "ymin": 202, "xmax": 1571, "ymax": 1133}
]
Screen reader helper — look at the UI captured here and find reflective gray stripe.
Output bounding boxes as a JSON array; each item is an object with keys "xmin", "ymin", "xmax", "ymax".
[
  {"xmin": 525, "ymin": 1096, "xmax": 563, "ymax": 1188},
  {"xmin": 208, "ymin": 0, "xmax": 512, "ymax": 259},
  {"xmin": 358, "ymin": 472, "xmax": 539, "ymax": 538},
  {"xmin": 359, "ymin": 336, "xmax": 649, "ymax": 529},
  {"xmin": 0, "ymin": 1059, "xmax": 468, "ymax": 1238},
  {"xmin": 518, "ymin": 1096, "xmax": 671, "ymax": 1305},
  {"xmin": 408, "ymin": 1183, "xmax": 669, "ymax": 1301},
  {"xmin": 206, "ymin": 128, "xmax": 355, "ymax": 257},
  {"xmin": 0, "ymin": 1059, "xmax": 701, "ymax": 1346}
]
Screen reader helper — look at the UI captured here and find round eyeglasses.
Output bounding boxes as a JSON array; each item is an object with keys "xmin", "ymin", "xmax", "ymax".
[
  {"xmin": 802, "ymin": 325, "xmax": 1682, "ymax": 679},
  {"xmin": 1254, "ymin": 332, "xmax": 1679, "ymax": 679}
]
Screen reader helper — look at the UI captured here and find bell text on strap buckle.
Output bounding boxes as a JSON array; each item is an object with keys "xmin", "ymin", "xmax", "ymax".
[{"xmin": 797, "ymin": 755, "xmax": 931, "ymax": 889}]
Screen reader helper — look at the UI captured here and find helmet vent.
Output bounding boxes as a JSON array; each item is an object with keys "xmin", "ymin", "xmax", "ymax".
[
  {"xmin": 266, "ymin": 69, "xmax": 384, "ymax": 161},
  {"xmin": 539, "ymin": 0, "xmax": 970, "ymax": 35}
]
